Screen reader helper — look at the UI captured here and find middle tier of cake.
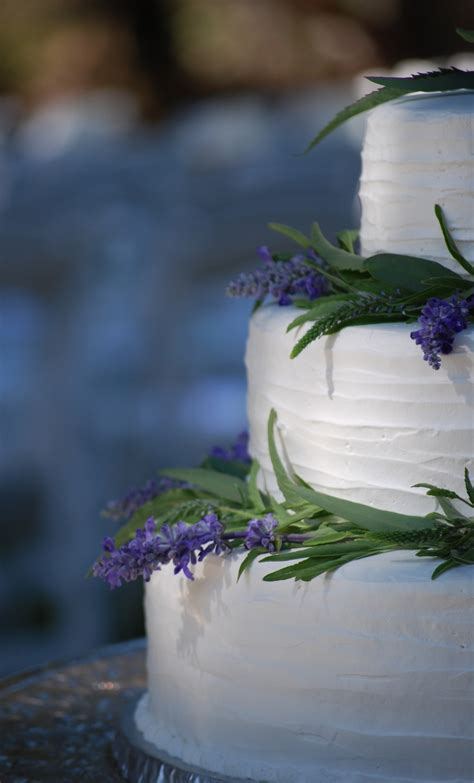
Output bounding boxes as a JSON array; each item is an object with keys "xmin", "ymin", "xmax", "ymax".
[{"xmin": 246, "ymin": 304, "xmax": 474, "ymax": 514}]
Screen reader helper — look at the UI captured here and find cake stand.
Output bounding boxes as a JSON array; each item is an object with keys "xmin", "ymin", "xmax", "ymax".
[{"xmin": 0, "ymin": 638, "xmax": 239, "ymax": 783}]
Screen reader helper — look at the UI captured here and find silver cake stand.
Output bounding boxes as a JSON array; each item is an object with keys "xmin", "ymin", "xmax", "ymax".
[
  {"xmin": 0, "ymin": 637, "xmax": 252, "ymax": 783},
  {"xmin": 114, "ymin": 699, "xmax": 252, "ymax": 783}
]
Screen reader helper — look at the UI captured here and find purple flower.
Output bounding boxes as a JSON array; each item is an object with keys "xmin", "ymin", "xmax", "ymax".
[
  {"xmin": 104, "ymin": 477, "xmax": 187, "ymax": 522},
  {"xmin": 245, "ymin": 514, "xmax": 279, "ymax": 552},
  {"xmin": 410, "ymin": 295, "xmax": 472, "ymax": 370},
  {"xmin": 93, "ymin": 514, "xmax": 227, "ymax": 587},
  {"xmin": 210, "ymin": 431, "xmax": 251, "ymax": 464},
  {"xmin": 159, "ymin": 513, "xmax": 227, "ymax": 579},
  {"xmin": 226, "ymin": 247, "xmax": 329, "ymax": 306},
  {"xmin": 93, "ymin": 517, "xmax": 162, "ymax": 588}
]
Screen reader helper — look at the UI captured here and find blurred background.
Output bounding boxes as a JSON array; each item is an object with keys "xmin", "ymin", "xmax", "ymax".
[{"xmin": 0, "ymin": 0, "xmax": 473, "ymax": 676}]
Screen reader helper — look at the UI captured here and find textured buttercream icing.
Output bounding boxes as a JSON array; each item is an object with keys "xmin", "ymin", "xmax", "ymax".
[
  {"xmin": 246, "ymin": 305, "xmax": 474, "ymax": 514},
  {"xmin": 359, "ymin": 91, "xmax": 474, "ymax": 271},
  {"xmin": 137, "ymin": 552, "xmax": 474, "ymax": 783}
]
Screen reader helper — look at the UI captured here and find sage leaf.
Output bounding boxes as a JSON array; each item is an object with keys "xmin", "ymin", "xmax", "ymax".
[
  {"xmin": 337, "ymin": 228, "xmax": 359, "ymax": 253},
  {"xmin": 268, "ymin": 223, "xmax": 311, "ymax": 248},
  {"xmin": 161, "ymin": 468, "xmax": 247, "ymax": 505},
  {"xmin": 364, "ymin": 253, "xmax": 461, "ymax": 292},
  {"xmin": 247, "ymin": 459, "xmax": 266, "ymax": 512},
  {"xmin": 287, "ymin": 480, "xmax": 434, "ymax": 532},
  {"xmin": 237, "ymin": 548, "xmax": 263, "ymax": 581},
  {"xmin": 431, "ymin": 559, "xmax": 460, "ymax": 580},
  {"xmin": 311, "ymin": 223, "xmax": 366, "ymax": 271},
  {"xmin": 267, "ymin": 409, "xmax": 307, "ymax": 506}
]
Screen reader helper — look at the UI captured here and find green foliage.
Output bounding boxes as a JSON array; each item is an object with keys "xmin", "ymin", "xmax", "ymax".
[
  {"xmin": 363, "ymin": 253, "xmax": 462, "ymax": 292},
  {"xmin": 267, "ymin": 409, "xmax": 308, "ymax": 507},
  {"xmin": 457, "ymin": 28, "xmax": 474, "ymax": 43},
  {"xmin": 237, "ymin": 548, "xmax": 264, "ymax": 581},
  {"xmin": 290, "ymin": 297, "xmax": 406, "ymax": 358},
  {"xmin": 434, "ymin": 204, "xmax": 474, "ymax": 275},
  {"xmin": 161, "ymin": 467, "xmax": 248, "ymax": 505},
  {"xmin": 336, "ymin": 229, "xmax": 359, "ymax": 253},
  {"xmin": 268, "ymin": 223, "xmax": 311, "ymax": 248},
  {"xmin": 465, "ymin": 469, "xmax": 474, "ymax": 505},
  {"xmin": 101, "ymin": 413, "xmax": 474, "ymax": 588},
  {"xmin": 305, "ymin": 86, "xmax": 405, "ymax": 152},
  {"xmin": 310, "ymin": 223, "xmax": 366, "ymax": 271},
  {"xmin": 306, "ymin": 68, "xmax": 474, "ymax": 153},
  {"xmin": 368, "ymin": 68, "xmax": 474, "ymax": 91},
  {"xmin": 114, "ymin": 489, "xmax": 201, "ymax": 547}
]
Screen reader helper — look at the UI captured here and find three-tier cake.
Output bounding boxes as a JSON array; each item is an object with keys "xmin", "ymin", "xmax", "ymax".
[{"xmin": 134, "ymin": 91, "xmax": 474, "ymax": 782}]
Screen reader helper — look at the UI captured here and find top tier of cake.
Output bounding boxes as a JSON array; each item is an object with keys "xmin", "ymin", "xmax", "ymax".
[{"xmin": 359, "ymin": 91, "xmax": 474, "ymax": 269}]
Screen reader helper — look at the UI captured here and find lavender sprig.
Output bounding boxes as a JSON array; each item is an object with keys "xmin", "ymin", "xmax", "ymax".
[
  {"xmin": 244, "ymin": 514, "xmax": 279, "ymax": 551},
  {"xmin": 410, "ymin": 295, "xmax": 472, "ymax": 369},
  {"xmin": 93, "ymin": 513, "xmax": 228, "ymax": 587},
  {"xmin": 94, "ymin": 513, "xmax": 287, "ymax": 587},
  {"xmin": 209, "ymin": 431, "xmax": 251, "ymax": 464},
  {"xmin": 103, "ymin": 477, "xmax": 187, "ymax": 522},
  {"xmin": 226, "ymin": 246, "xmax": 329, "ymax": 306}
]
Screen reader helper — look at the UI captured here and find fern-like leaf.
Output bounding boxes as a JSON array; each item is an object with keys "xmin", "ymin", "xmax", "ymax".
[
  {"xmin": 305, "ymin": 86, "xmax": 403, "ymax": 152},
  {"xmin": 368, "ymin": 68, "xmax": 474, "ymax": 91},
  {"xmin": 290, "ymin": 297, "xmax": 405, "ymax": 358},
  {"xmin": 306, "ymin": 68, "xmax": 474, "ymax": 152}
]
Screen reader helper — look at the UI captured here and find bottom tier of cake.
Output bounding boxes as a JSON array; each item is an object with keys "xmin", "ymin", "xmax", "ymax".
[{"xmin": 135, "ymin": 552, "xmax": 474, "ymax": 783}]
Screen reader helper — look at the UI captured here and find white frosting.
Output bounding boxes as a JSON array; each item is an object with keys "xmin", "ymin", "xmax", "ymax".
[
  {"xmin": 359, "ymin": 91, "xmax": 474, "ymax": 271},
  {"xmin": 246, "ymin": 305, "xmax": 474, "ymax": 514},
  {"xmin": 137, "ymin": 552, "xmax": 474, "ymax": 783}
]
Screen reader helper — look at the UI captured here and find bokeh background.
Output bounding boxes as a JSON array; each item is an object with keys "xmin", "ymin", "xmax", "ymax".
[{"xmin": 1, "ymin": 0, "xmax": 473, "ymax": 676}]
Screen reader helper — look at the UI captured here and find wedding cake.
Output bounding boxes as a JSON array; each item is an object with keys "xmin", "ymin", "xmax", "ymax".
[{"xmin": 132, "ymin": 91, "xmax": 474, "ymax": 783}]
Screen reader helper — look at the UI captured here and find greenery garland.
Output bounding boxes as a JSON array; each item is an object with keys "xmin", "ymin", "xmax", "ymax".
[{"xmin": 93, "ymin": 412, "xmax": 474, "ymax": 586}]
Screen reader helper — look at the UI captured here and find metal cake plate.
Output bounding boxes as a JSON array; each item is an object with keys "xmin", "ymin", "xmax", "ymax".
[{"xmin": 113, "ymin": 698, "xmax": 255, "ymax": 783}]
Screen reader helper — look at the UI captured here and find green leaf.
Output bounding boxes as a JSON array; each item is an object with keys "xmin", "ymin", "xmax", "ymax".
[
  {"xmin": 269, "ymin": 495, "xmax": 294, "ymax": 528},
  {"xmin": 337, "ymin": 229, "xmax": 359, "ymax": 253},
  {"xmin": 263, "ymin": 549, "xmax": 383, "ymax": 582},
  {"xmin": 465, "ymin": 469, "xmax": 474, "ymax": 506},
  {"xmin": 247, "ymin": 459, "xmax": 266, "ymax": 512},
  {"xmin": 412, "ymin": 482, "xmax": 474, "ymax": 513},
  {"xmin": 267, "ymin": 409, "xmax": 306, "ymax": 506},
  {"xmin": 290, "ymin": 299, "xmax": 406, "ymax": 358},
  {"xmin": 268, "ymin": 223, "xmax": 311, "ymax": 248},
  {"xmin": 311, "ymin": 223, "xmax": 366, "ymax": 271},
  {"xmin": 286, "ymin": 296, "xmax": 351, "ymax": 331},
  {"xmin": 306, "ymin": 69, "xmax": 474, "ymax": 152},
  {"xmin": 457, "ymin": 28, "xmax": 474, "ymax": 43},
  {"xmin": 431, "ymin": 559, "xmax": 460, "ymax": 580},
  {"xmin": 363, "ymin": 253, "xmax": 462, "ymax": 292},
  {"xmin": 368, "ymin": 68, "xmax": 474, "ymax": 92},
  {"xmin": 434, "ymin": 204, "xmax": 474, "ymax": 275},
  {"xmin": 421, "ymin": 276, "xmax": 473, "ymax": 291},
  {"xmin": 161, "ymin": 468, "xmax": 247, "ymax": 505},
  {"xmin": 262, "ymin": 557, "xmax": 329, "ymax": 582},
  {"xmin": 305, "ymin": 86, "xmax": 405, "ymax": 152},
  {"xmin": 114, "ymin": 489, "xmax": 199, "ymax": 546},
  {"xmin": 237, "ymin": 548, "xmax": 263, "ymax": 581},
  {"xmin": 286, "ymin": 480, "xmax": 434, "ymax": 532},
  {"xmin": 413, "ymin": 483, "xmax": 464, "ymax": 501}
]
